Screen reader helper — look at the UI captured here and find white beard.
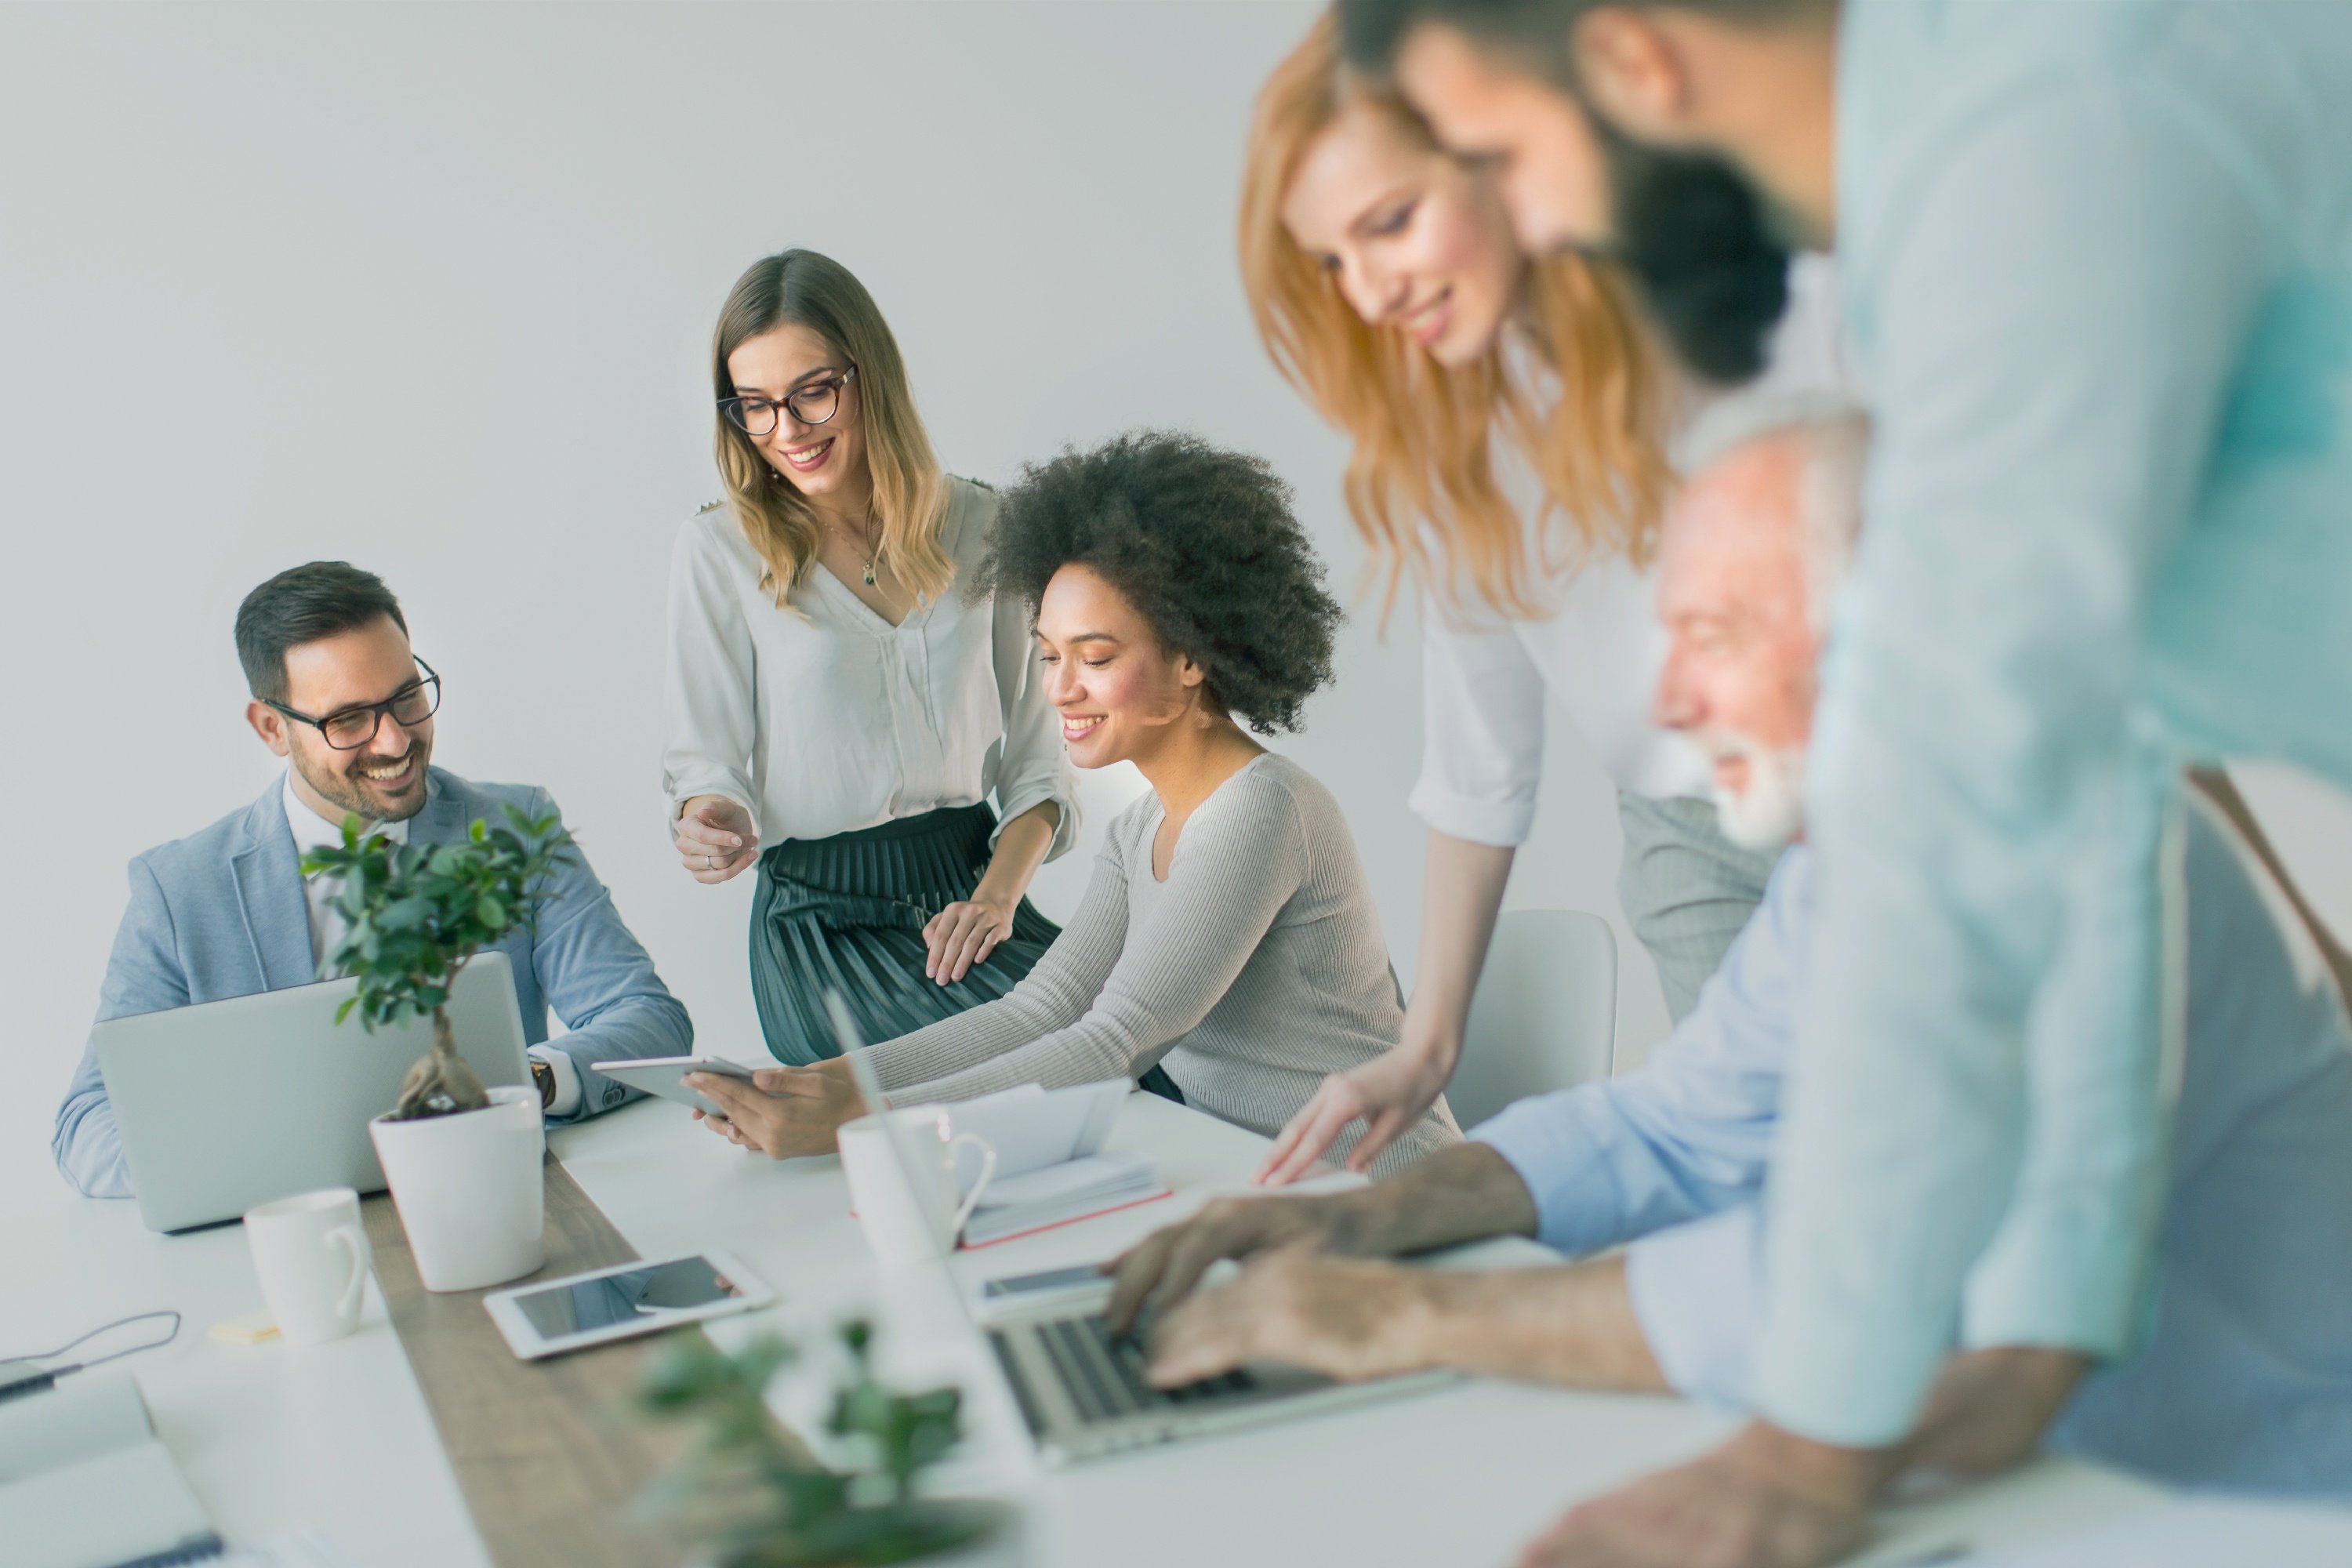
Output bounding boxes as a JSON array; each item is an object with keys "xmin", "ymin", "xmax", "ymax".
[{"xmin": 1700, "ymin": 736, "xmax": 1809, "ymax": 852}]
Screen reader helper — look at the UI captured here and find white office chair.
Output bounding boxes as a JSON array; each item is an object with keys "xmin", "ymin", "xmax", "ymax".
[{"xmin": 1444, "ymin": 909, "xmax": 1619, "ymax": 1131}]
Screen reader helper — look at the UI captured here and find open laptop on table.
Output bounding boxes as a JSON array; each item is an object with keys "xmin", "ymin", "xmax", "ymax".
[
  {"xmin": 820, "ymin": 992, "xmax": 1454, "ymax": 1468},
  {"xmin": 93, "ymin": 951, "xmax": 532, "ymax": 1232}
]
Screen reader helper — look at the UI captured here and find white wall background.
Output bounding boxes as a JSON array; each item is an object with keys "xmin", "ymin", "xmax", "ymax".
[{"xmin": 0, "ymin": 1, "xmax": 1693, "ymax": 1208}]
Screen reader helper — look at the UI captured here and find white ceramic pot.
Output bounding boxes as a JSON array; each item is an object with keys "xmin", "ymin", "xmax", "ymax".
[{"xmin": 369, "ymin": 1085, "xmax": 546, "ymax": 1291}]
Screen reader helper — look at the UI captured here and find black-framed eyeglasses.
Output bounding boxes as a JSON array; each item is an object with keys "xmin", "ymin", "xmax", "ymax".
[
  {"xmin": 718, "ymin": 365, "xmax": 856, "ymax": 437},
  {"xmin": 265, "ymin": 657, "xmax": 441, "ymax": 750}
]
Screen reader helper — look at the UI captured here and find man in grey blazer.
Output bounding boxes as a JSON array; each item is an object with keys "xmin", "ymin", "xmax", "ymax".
[{"xmin": 54, "ymin": 561, "xmax": 692, "ymax": 1198}]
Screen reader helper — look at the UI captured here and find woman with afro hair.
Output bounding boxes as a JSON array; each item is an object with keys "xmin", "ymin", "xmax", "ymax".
[{"xmin": 686, "ymin": 430, "xmax": 1464, "ymax": 1175}]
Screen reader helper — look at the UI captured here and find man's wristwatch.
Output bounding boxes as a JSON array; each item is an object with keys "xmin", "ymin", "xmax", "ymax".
[{"xmin": 530, "ymin": 1058, "xmax": 556, "ymax": 1109}]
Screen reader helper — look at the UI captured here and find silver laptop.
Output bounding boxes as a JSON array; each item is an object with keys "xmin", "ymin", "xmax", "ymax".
[
  {"xmin": 94, "ymin": 951, "xmax": 532, "ymax": 1233},
  {"xmin": 819, "ymin": 993, "xmax": 1452, "ymax": 1467}
]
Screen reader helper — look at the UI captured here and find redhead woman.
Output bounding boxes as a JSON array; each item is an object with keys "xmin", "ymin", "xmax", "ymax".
[
  {"xmin": 1242, "ymin": 16, "xmax": 1849, "ymax": 1181},
  {"xmin": 662, "ymin": 249, "xmax": 1079, "ymax": 1065},
  {"xmin": 684, "ymin": 432, "xmax": 1461, "ymax": 1176}
]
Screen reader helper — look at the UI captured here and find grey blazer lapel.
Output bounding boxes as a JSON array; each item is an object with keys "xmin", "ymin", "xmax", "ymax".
[
  {"xmin": 227, "ymin": 782, "xmax": 318, "ymax": 989},
  {"xmin": 410, "ymin": 768, "xmax": 474, "ymax": 848}
]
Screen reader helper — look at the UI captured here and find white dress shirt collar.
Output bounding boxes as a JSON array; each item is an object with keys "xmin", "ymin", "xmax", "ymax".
[
  {"xmin": 281, "ymin": 769, "xmax": 413, "ymax": 856},
  {"xmin": 285, "ymin": 771, "xmax": 412, "ymax": 975}
]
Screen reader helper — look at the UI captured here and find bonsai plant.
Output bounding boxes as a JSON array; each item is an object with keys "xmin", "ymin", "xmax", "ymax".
[
  {"xmin": 303, "ymin": 803, "xmax": 575, "ymax": 1291},
  {"xmin": 638, "ymin": 1321, "xmax": 1011, "ymax": 1567},
  {"xmin": 299, "ymin": 804, "xmax": 573, "ymax": 1119}
]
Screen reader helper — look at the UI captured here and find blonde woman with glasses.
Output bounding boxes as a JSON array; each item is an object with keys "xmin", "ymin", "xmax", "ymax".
[
  {"xmin": 662, "ymin": 249, "xmax": 1080, "ymax": 1067},
  {"xmin": 1243, "ymin": 16, "xmax": 1849, "ymax": 1183}
]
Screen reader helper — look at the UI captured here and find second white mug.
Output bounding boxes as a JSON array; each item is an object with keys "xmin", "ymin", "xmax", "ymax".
[
  {"xmin": 244, "ymin": 1186, "xmax": 373, "ymax": 1345},
  {"xmin": 839, "ymin": 1107, "xmax": 996, "ymax": 1265}
]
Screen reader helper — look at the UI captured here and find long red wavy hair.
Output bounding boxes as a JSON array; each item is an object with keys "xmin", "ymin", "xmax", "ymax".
[{"xmin": 1239, "ymin": 13, "xmax": 1671, "ymax": 621}]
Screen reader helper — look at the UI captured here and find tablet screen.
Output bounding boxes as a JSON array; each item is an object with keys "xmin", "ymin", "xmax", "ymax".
[{"xmin": 510, "ymin": 1256, "xmax": 741, "ymax": 1339}]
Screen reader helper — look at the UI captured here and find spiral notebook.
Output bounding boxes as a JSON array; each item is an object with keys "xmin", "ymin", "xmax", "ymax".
[{"xmin": 0, "ymin": 1372, "xmax": 222, "ymax": 1568}]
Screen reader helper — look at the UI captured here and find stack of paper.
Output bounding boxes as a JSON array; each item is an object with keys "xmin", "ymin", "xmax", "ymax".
[{"xmin": 962, "ymin": 1152, "xmax": 1171, "ymax": 1248}]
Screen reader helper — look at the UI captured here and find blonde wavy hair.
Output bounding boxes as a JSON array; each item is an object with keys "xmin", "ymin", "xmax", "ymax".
[
  {"xmin": 710, "ymin": 250, "xmax": 954, "ymax": 608},
  {"xmin": 1240, "ymin": 14, "xmax": 1672, "ymax": 621}
]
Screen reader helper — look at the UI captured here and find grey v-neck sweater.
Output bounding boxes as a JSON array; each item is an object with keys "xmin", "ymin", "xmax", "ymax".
[{"xmin": 862, "ymin": 753, "xmax": 1461, "ymax": 1174}]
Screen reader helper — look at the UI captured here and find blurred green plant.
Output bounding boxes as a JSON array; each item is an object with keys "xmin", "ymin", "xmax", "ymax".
[
  {"xmin": 299, "ymin": 804, "xmax": 573, "ymax": 1120},
  {"xmin": 638, "ymin": 1321, "xmax": 997, "ymax": 1566}
]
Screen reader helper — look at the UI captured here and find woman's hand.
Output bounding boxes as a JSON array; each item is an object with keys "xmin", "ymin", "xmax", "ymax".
[
  {"xmin": 922, "ymin": 895, "xmax": 1016, "ymax": 984},
  {"xmin": 1254, "ymin": 1043, "xmax": 1455, "ymax": 1187},
  {"xmin": 924, "ymin": 802, "xmax": 1057, "ymax": 983},
  {"xmin": 687, "ymin": 1066, "xmax": 864, "ymax": 1158},
  {"xmin": 675, "ymin": 795, "xmax": 758, "ymax": 884}
]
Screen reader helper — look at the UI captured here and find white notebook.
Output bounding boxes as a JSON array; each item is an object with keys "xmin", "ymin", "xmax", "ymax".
[
  {"xmin": 0, "ymin": 1373, "xmax": 221, "ymax": 1567},
  {"xmin": 940, "ymin": 1080, "xmax": 1130, "ymax": 1190},
  {"xmin": 960, "ymin": 1152, "xmax": 1171, "ymax": 1248}
]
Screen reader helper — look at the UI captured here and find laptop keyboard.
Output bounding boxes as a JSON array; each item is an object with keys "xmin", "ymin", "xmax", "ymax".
[{"xmin": 1040, "ymin": 1313, "xmax": 1258, "ymax": 1425}]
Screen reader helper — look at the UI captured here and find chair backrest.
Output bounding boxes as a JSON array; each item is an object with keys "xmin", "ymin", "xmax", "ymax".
[{"xmin": 1446, "ymin": 909, "xmax": 1619, "ymax": 1132}]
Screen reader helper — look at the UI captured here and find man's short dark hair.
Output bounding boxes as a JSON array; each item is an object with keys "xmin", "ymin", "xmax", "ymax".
[
  {"xmin": 234, "ymin": 561, "xmax": 408, "ymax": 704},
  {"xmin": 1337, "ymin": 0, "xmax": 1821, "ymax": 80},
  {"xmin": 1338, "ymin": 0, "xmax": 1575, "ymax": 81},
  {"xmin": 974, "ymin": 430, "xmax": 1343, "ymax": 735}
]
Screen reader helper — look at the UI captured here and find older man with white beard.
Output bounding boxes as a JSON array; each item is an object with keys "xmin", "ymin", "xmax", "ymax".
[{"xmin": 1105, "ymin": 400, "xmax": 2352, "ymax": 1519}]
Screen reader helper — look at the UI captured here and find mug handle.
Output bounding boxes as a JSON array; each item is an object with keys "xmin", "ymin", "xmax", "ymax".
[
  {"xmin": 325, "ymin": 1221, "xmax": 373, "ymax": 1323},
  {"xmin": 945, "ymin": 1132, "xmax": 997, "ymax": 1243}
]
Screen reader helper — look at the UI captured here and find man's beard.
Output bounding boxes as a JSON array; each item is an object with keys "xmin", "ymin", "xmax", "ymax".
[
  {"xmin": 1592, "ymin": 118, "xmax": 1792, "ymax": 387},
  {"xmin": 1696, "ymin": 730, "xmax": 1808, "ymax": 852},
  {"xmin": 293, "ymin": 739, "xmax": 430, "ymax": 825}
]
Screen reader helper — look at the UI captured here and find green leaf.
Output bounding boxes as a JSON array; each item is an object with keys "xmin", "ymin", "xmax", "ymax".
[
  {"xmin": 377, "ymin": 896, "xmax": 433, "ymax": 931},
  {"xmin": 476, "ymin": 895, "xmax": 506, "ymax": 929}
]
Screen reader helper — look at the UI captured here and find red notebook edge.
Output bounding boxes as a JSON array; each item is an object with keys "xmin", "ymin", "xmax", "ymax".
[{"xmin": 956, "ymin": 1186, "xmax": 1177, "ymax": 1250}]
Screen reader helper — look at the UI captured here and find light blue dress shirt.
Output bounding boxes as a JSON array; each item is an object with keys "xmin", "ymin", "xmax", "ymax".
[
  {"xmin": 1477, "ymin": 814, "xmax": 2352, "ymax": 1495},
  {"xmin": 1757, "ymin": 0, "xmax": 2352, "ymax": 1444}
]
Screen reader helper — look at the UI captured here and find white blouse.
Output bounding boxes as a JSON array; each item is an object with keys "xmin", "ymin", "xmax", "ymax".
[
  {"xmin": 1412, "ymin": 256, "xmax": 1853, "ymax": 848},
  {"xmin": 661, "ymin": 475, "xmax": 1080, "ymax": 858}
]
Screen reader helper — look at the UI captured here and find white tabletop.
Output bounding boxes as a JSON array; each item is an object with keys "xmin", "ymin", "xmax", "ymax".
[
  {"xmin": 8, "ymin": 1091, "xmax": 2169, "ymax": 1567},
  {"xmin": 548, "ymin": 1092, "xmax": 2167, "ymax": 1568},
  {"xmin": 5, "ymin": 1163, "xmax": 485, "ymax": 1566}
]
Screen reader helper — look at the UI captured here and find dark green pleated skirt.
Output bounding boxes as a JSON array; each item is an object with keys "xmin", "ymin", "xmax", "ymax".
[{"xmin": 748, "ymin": 802, "xmax": 1062, "ymax": 1066}]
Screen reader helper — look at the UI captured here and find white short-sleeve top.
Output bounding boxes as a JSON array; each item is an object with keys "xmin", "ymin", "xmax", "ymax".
[
  {"xmin": 1410, "ymin": 256, "xmax": 1853, "ymax": 847},
  {"xmin": 660, "ymin": 474, "xmax": 1080, "ymax": 857}
]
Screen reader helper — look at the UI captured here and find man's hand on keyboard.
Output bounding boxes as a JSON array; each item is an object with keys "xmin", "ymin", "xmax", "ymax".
[
  {"xmin": 1104, "ymin": 1142, "xmax": 1543, "ymax": 1340},
  {"xmin": 1104, "ymin": 1192, "xmax": 1370, "ymax": 1338},
  {"xmin": 1142, "ymin": 1250, "xmax": 1439, "ymax": 1388}
]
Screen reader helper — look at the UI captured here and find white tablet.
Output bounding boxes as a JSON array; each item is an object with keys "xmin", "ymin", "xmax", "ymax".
[
  {"xmin": 590, "ymin": 1054, "xmax": 760, "ymax": 1118},
  {"xmin": 482, "ymin": 1250, "xmax": 774, "ymax": 1360}
]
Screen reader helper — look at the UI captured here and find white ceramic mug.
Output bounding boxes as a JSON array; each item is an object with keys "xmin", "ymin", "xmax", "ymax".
[
  {"xmin": 839, "ymin": 1107, "xmax": 997, "ymax": 1265},
  {"xmin": 244, "ymin": 1187, "xmax": 374, "ymax": 1345}
]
